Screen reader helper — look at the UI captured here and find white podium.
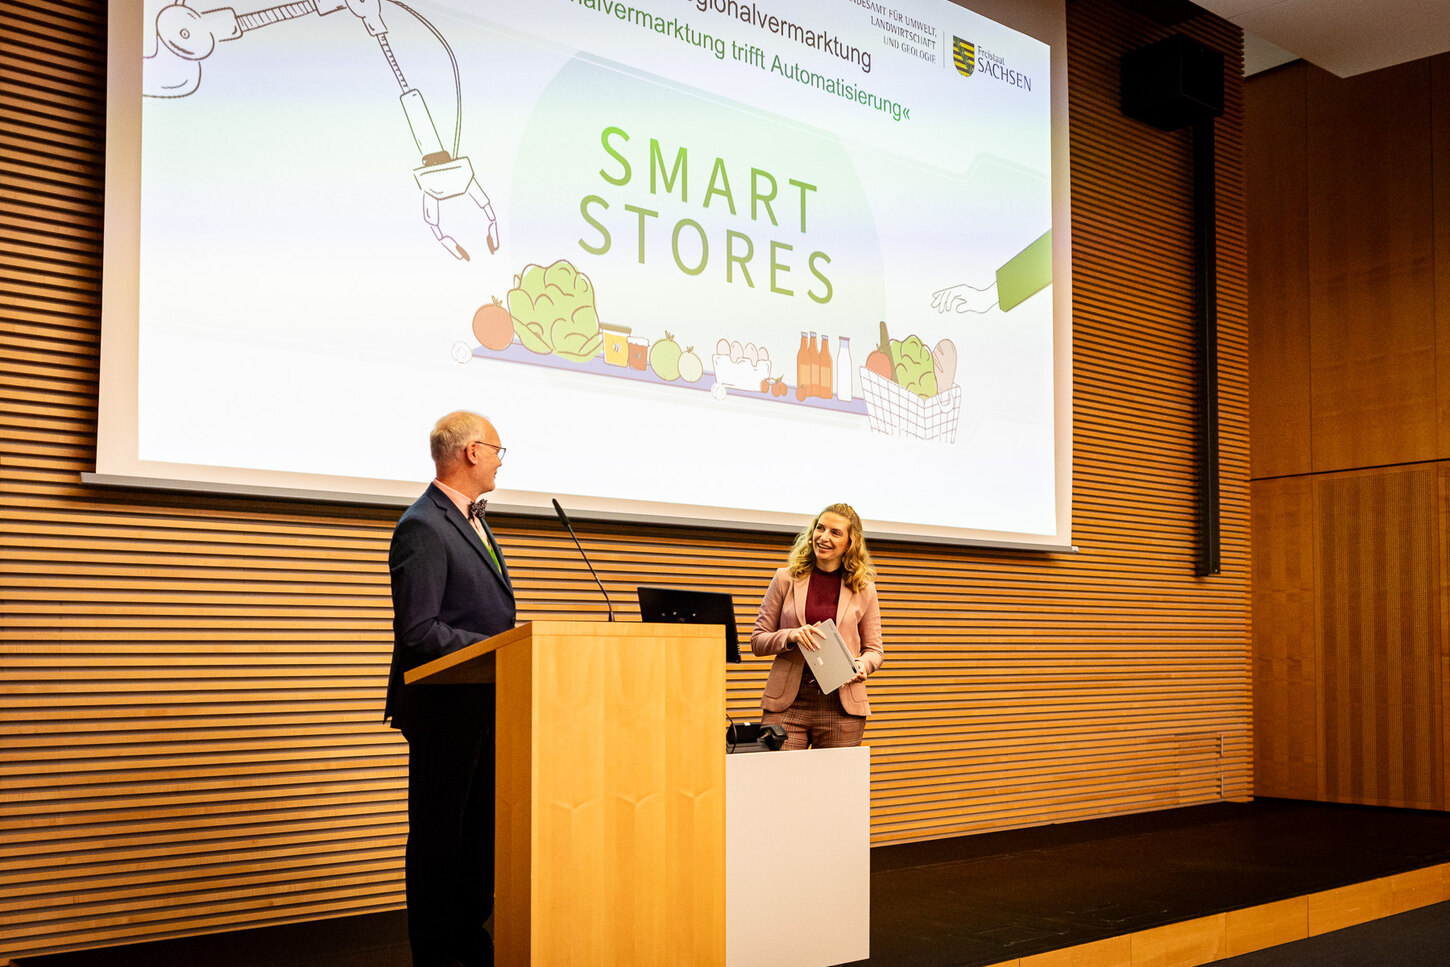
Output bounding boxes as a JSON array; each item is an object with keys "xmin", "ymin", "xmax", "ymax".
[{"xmin": 725, "ymin": 746, "xmax": 871, "ymax": 967}]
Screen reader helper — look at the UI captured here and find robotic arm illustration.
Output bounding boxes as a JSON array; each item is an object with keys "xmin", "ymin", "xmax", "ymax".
[{"xmin": 143, "ymin": 0, "xmax": 499, "ymax": 260}]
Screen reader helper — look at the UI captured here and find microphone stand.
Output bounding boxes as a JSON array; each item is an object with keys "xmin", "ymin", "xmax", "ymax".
[{"xmin": 551, "ymin": 499, "xmax": 614, "ymax": 621}]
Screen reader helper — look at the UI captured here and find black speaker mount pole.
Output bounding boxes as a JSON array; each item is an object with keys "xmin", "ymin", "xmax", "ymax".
[{"xmin": 1121, "ymin": 34, "xmax": 1225, "ymax": 576}]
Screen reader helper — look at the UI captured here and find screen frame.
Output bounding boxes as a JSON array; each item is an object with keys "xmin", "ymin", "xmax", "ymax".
[{"xmin": 97, "ymin": 0, "xmax": 1074, "ymax": 551}]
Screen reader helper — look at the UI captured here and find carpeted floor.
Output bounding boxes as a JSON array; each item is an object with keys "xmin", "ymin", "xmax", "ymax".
[{"xmin": 1214, "ymin": 899, "xmax": 1450, "ymax": 967}]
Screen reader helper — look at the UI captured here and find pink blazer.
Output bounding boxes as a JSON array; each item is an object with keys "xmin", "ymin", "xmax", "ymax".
[{"xmin": 750, "ymin": 566, "xmax": 884, "ymax": 716}]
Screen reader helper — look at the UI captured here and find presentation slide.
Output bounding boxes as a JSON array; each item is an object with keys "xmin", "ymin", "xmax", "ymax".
[{"xmin": 100, "ymin": 0, "xmax": 1072, "ymax": 547}]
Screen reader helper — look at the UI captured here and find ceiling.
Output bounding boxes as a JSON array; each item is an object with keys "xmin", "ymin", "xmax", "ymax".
[{"xmin": 1189, "ymin": 0, "xmax": 1450, "ymax": 77}]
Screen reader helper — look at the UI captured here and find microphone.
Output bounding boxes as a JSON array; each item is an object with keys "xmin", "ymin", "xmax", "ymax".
[{"xmin": 551, "ymin": 499, "xmax": 615, "ymax": 621}]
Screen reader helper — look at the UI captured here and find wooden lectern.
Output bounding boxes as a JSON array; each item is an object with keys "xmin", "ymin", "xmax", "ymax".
[{"xmin": 406, "ymin": 620, "xmax": 725, "ymax": 966}]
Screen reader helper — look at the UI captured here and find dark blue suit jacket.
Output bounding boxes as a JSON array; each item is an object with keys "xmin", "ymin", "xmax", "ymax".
[{"xmin": 385, "ymin": 483, "xmax": 516, "ymax": 731}]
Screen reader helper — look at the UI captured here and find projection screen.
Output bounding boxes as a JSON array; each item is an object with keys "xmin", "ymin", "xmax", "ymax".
[{"xmin": 98, "ymin": 0, "xmax": 1072, "ymax": 547}]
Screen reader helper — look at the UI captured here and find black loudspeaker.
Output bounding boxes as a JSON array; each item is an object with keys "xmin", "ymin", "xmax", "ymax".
[
  {"xmin": 1117, "ymin": 0, "xmax": 1204, "ymax": 26},
  {"xmin": 1121, "ymin": 35, "xmax": 1223, "ymax": 132}
]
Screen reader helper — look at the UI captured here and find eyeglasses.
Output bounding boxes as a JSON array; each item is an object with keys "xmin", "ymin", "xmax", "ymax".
[{"xmin": 471, "ymin": 440, "xmax": 506, "ymax": 461}]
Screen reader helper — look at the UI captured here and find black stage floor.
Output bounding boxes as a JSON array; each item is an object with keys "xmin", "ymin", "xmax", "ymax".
[
  {"xmin": 857, "ymin": 797, "xmax": 1450, "ymax": 966},
  {"xmin": 23, "ymin": 798, "xmax": 1450, "ymax": 967}
]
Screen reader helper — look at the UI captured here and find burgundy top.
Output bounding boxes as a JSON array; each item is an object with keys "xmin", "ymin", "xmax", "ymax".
[{"xmin": 805, "ymin": 567, "xmax": 843, "ymax": 624}]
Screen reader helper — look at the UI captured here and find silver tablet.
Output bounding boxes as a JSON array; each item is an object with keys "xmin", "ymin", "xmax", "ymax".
[{"xmin": 801, "ymin": 618, "xmax": 859, "ymax": 694}]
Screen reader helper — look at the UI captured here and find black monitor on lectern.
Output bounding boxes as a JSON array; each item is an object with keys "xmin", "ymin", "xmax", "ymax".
[{"xmin": 636, "ymin": 586, "xmax": 742, "ymax": 664}]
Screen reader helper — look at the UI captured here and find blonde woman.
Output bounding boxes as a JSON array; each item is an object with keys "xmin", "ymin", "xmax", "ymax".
[{"xmin": 750, "ymin": 503, "xmax": 884, "ymax": 749}]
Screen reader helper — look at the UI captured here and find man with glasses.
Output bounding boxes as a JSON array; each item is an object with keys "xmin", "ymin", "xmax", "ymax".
[{"xmin": 386, "ymin": 410, "xmax": 513, "ymax": 967}]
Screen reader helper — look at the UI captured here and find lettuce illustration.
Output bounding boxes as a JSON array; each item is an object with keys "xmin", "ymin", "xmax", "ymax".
[
  {"xmin": 890, "ymin": 334, "xmax": 937, "ymax": 399},
  {"xmin": 507, "ymin": 259, "xmax": 604, "ymax": 362}
]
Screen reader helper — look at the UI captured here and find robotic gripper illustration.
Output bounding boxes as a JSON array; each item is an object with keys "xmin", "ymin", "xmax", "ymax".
[{"xmin": 144, "ymin": 0, "xmax": 499, "ymax": 260}]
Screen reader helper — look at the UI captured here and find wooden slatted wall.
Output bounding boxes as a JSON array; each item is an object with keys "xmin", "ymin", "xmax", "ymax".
[{"xmin": 0, "ymin": 0, "xmax": 1251, "ymax": 957}]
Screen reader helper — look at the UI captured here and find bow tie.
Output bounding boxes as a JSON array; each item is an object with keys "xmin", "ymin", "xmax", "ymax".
[{"xmin": 468, "ymin": 497, "xmax": 488, "ymax": 521}]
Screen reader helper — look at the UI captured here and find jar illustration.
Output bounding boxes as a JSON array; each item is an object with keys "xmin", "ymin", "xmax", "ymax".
[
  {"xmin": 627, "ymin": 336, "xmax": 649, "ymax": 371},
  {"xmin": 601, "ymin": 324, "xmax": 631, "ymax": 366}
]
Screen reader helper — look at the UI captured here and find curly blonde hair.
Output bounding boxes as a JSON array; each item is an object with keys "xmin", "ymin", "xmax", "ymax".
[{"xmin": 785, "ymin": 503, "xmax": 877, "ymax": 591}]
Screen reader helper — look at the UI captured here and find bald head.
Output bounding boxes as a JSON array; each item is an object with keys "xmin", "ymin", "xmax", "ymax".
[
  {"xmin": 430, "ymin": 411, "xmax": 490, "ymax": 473},
  {"xmin": 429, "ymin": 411, "xmax": 504, "ymax": 499}
]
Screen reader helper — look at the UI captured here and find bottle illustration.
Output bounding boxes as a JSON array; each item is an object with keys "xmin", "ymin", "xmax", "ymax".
[
  {"xmin": 836, "ymin": 336, "xmax": 852, "ymax": 402},
  {"xmin": 819, "ymin": 334, "xmax": 833, "ymax": 400},
  {"xmin": 796, "ymin": 331, "xmax": 809, "ymax": 400},
  {"xmin": 808, "ymin": 332, "xmax": 820, "ymax": 398}
]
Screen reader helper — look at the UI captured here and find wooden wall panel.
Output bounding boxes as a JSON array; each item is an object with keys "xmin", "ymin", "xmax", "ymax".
[
  {"xmin": 1436, "ymin": 55, "xmax": 1450, "ymax": 452},
  {"xmin": 1306, "ymin": 61, "xmax": 1438, "ymax": 472},
  {"xmin": 1251, "ymin": 475, "xmax": 1317, "ymax": 799},
  {"xmin": 1249, "ymin": 55, "xmax": 1450, "ymax": 819},
  {"xmin": 0, "ymin": 0, "xmax": 1252, "ymax": 958},
  {"xmin": 1440, "ymin": 464, "xmax": 1450, "ymax": 811},
  {"xmin": 1315, "ymin": 467, "xmax": 1441, "ymax": 809},
  {"xmin": 1245, "ymin": 65, "xmax": 1310, "ymax": 480}
]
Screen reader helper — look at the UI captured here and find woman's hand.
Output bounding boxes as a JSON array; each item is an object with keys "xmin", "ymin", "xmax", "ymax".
[
  {"xmin": 846, "ymin": 659, "xmax": 867, "ymax": 685},
  {"xmin": 792, "ymin": 624, "xmax": 824, "ymax": 651}
]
